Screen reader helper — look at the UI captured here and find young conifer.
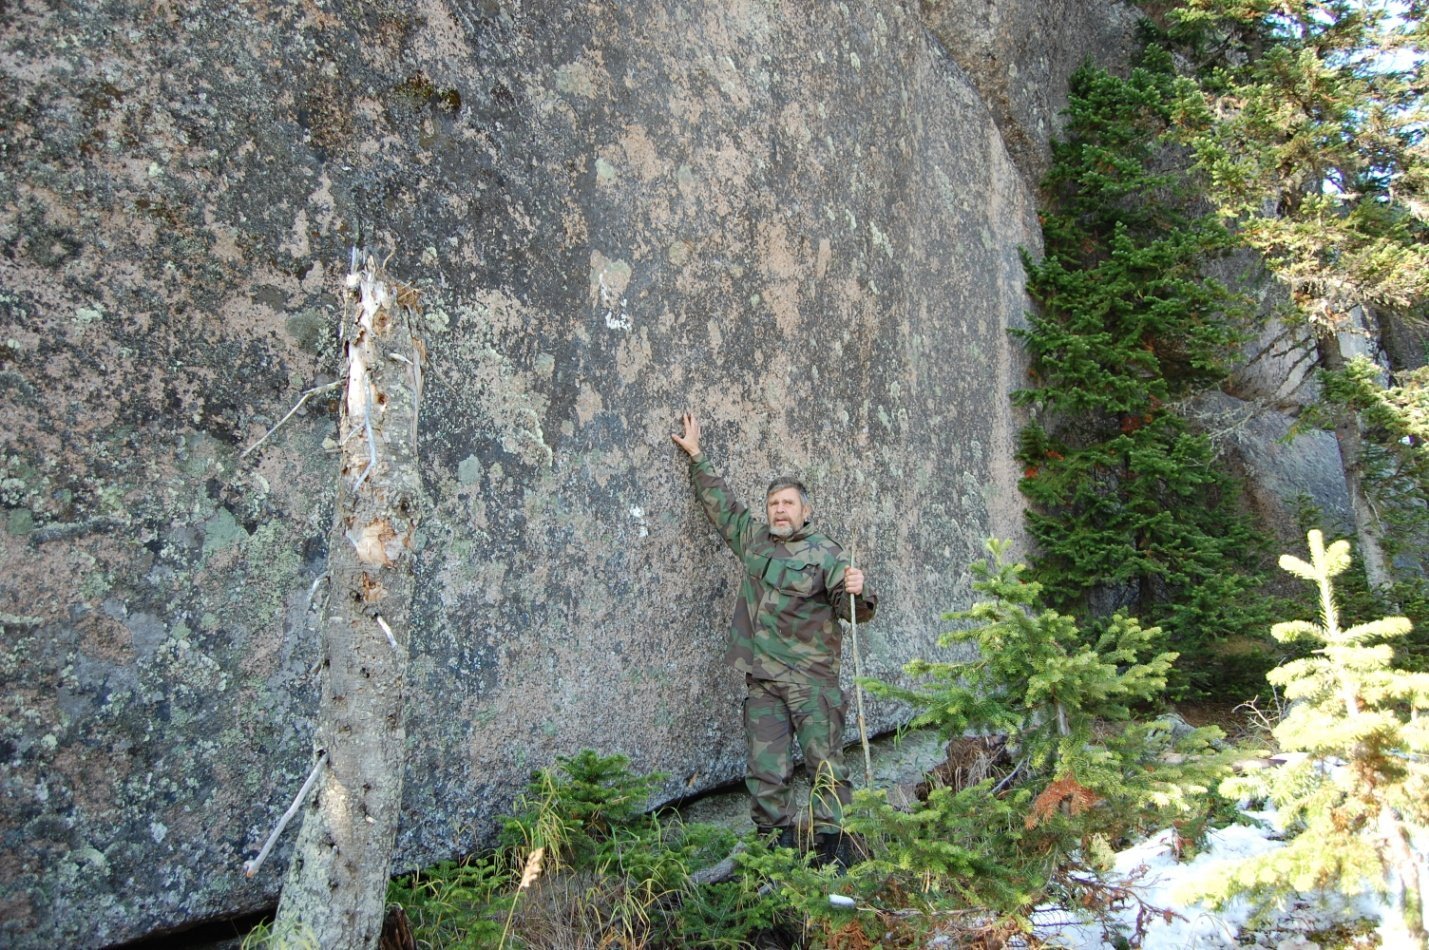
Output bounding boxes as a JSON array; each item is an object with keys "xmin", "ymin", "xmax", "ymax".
[
  {"xmin": 861, "ymin": 541, "xmax": 1226, "ymax": 926},
  {"xmin": 1191, "ymin": 530, "xmax": 1429, "ymax": 942}
]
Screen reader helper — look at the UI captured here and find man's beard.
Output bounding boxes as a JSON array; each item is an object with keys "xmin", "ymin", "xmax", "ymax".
[{"xmin": 769, "ymin": 523, "xmax": 794, "ymax": 539}]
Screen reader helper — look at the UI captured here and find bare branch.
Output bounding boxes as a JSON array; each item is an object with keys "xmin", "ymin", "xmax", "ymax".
[
  {"xmin": 245, "ymin": 752, "xmax": 327, "ymax": 878},
  {"xmin": 242, "ymin": 382, "xmax": 343, "ymax": 459},
  {"xmin": 375, "ymin": 614, "xmax": 399, "ymax": 654}
]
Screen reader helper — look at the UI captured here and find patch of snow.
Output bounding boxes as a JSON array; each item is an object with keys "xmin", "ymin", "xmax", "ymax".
[{"xmin": 1043, "ymin": 809, "xmax": 1414, "ymax": 949}]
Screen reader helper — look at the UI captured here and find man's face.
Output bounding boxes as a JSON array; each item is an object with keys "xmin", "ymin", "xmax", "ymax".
[{"xmin": 766, "ymin": 487, "xmax": 810, "ymax": 539}]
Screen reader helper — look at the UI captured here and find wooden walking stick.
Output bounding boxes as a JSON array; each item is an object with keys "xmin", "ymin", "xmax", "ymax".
[{"xmin": 848, "ymin": 544, "xmax": 874, "ymax": 787}]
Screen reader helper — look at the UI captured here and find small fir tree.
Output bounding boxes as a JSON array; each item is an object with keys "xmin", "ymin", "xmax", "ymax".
[
  {"xmin": 1190, "ymin": 530, "xmax": 1429, "ymax": 942},
  {"xmin": 859, "ymin": 540, "xmax": 1227, "ymax": 937}
]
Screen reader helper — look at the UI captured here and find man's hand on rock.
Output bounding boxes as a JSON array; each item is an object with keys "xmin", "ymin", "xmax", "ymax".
[{"xmin": 672, "ymin": 412, "xmax": 701, "ymax": 457}]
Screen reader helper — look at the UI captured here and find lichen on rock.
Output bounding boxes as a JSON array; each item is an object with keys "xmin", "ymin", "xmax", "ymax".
[{"xmin": 0, "ymin": 0, "xmax": 1138, "ymax": 944}]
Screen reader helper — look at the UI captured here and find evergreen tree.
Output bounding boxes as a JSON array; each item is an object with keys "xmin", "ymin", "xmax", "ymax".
[
  {"xmin": 860, "ymin": 540, "xmax": 1227, "ymax": 936},
  {"xmin": 1189, "ymin": 530, "xmax": 1429, "ymax": 942},
  {"xmin": 1168, "ymin": 0, "xmax": 1429, "ymax": 592},
  {"xmin": 1018, "ymin": 47, "xmax": 1273, "ymax": 696},
  {"xmin": 889, "ymin": 540, "xmax": 1188, "ymax": 794},
  {"xmin": 1315, "ymin": 356, "xmax": 1429, "ymax": 667}
]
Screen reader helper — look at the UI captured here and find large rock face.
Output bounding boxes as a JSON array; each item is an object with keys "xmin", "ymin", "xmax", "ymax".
[{"xmin": 0, "ymin": 1, "xmax": 1132, "ymax": 943}]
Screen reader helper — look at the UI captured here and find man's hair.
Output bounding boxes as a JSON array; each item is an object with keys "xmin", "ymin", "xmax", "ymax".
[{"xmin": 766, "ymin": 477, "xmax": 810, "ymax": 507}]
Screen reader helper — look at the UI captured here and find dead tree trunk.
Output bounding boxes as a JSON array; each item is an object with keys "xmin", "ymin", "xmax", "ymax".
[{"xmin": 275, "ymin": 252, "xmax": 425, "ymax": 948}]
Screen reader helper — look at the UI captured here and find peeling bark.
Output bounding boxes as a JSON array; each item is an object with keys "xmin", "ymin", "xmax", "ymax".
[{"xmin": 275, "ymin": 254, "xmax": 425, "ymax": 949}]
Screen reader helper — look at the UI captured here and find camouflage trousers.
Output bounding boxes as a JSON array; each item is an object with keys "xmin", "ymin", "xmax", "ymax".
[{"xmin": 743, "ymin": 675, "xmax": 851, "ymax": 834}]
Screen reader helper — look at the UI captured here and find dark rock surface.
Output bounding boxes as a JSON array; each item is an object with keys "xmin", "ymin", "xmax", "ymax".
[
  {"xmin": 0, "ymin": 1, "xmax": 1133, "ymax": 944},
  {"xmin": 919, "ymin": 0, "xmax": 1143, "ymax": 181}
]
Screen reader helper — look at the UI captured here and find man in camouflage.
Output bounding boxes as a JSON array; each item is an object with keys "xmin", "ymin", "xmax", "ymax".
[{"xmin": 672, "ymin": 412, "xmax": 877, "ymax": 867}]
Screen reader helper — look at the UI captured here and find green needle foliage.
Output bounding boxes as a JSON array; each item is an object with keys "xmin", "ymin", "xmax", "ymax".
[
  {"xmin": 875, "ymin": 540, "xmax": 1216, "ymax": 809},
  {"xmin": 1190, "ymin": 530, "xmax": 1429, "ymax": 943},
  {"xmin": 499, "ymin": 749, "xmax": 667, "ymax": 872},
  {"xmin": 386, "ymin": 751, "xmax": 796, "ymax": 949},
  {"xmin": 1315, "ymin": 356, "xmax": 1429, "ymax": 666},
  {"xmin": 860, "ymin": 540, "xmax": 1229, "ymax": 938},
  {"xmin": 1018, "ymin": 46, "xmax": 1275, "ymax": 698},
  {"xmin": 1168, "ymin": 0, "xmax": 1429, "ymax": 324},
  {"xmin": 1166, "ymin": 0, "xmax": 1429, "ymax": 596},
  {"xmin": 386, "ymin": 856, "xmax": 511, "ymax": 949}
]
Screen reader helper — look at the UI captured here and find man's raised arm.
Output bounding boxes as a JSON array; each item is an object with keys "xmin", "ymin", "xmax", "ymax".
[{"xmin": 672, "ymin": 412, "xmax": 751, "ymax": 555}]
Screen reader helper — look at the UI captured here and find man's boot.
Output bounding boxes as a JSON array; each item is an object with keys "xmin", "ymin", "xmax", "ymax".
[
  {"xmin": 813, "ymin": 831, "xmax": 864, "ymax": 871},
  {"xmin": 756, "ymin": 825, "xmax": 798, "ymax": 851}
]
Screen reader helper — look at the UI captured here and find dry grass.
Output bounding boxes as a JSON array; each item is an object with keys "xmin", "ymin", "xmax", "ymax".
[{"xmin": 503, "ymin": 868, "xmax": 676, "ymax": 950}]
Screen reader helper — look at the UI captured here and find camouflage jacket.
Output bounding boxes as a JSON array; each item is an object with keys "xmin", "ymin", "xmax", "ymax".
[{"xmin": 689, "ymin": 453, "xmax": 877, "ymax": 686}]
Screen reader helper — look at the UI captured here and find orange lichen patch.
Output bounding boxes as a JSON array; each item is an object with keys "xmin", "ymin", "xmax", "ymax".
[
  {"xmin": 1026, "ymin": 772, "xmax": 1101, "ymax": 829},
  {"xmin": 619, "ymin": 123, "xmax": 665, "ymax": 183},
  {"xmin": 75, "ymin": 610, "xmax": 135, "ymax": 665},
  {"xmin": 53, "ymin": 742, "xmax": 128, "ymax": 814},
  {"xmin": 0, "ymin": 852, "xmax": 35, "ymax": 928},
  {"xmin": 372, "ymin": 306, "xmax": 393, "ymax": 334},
  {"xmin": 395, "ymin": 284, "xmax": 421, "ymax": 310}
]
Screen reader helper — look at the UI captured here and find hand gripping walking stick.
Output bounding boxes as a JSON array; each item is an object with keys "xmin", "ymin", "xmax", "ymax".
[{"xmin": 848, "ymin": 546, "xmax": 874, "ymax": 787}]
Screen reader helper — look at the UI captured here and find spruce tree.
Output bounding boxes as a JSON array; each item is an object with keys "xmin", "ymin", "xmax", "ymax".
[
  {"xmin": 859, "ymin": 540, "xmax": 1226, "ymax": 935},
  {"xmin": 1315, "ymin": 356, "xmax": 1429, "ymax": 667},
  {"xmin": 1189, "ymin": 530, "xmax": 1429, "ymax": 942},
  {"xmin": 1168, "ymin": 0, "xmax": 1429, "ymax": 592},
  {"xmin": 1018, "ymin": 48, "xmax": 1273, "ymax": 696}
]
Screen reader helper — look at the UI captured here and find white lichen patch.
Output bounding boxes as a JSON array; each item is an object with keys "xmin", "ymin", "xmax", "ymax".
[
  {"xmin": 592, "ymin": 253, "xmax": 633, "ymax": 331},
  {"xmin": 432, "ymin": 290, "xmax": 555, "ymax": 470},
  {"xmin": 555, "ymin": 55, "xmax": 606, "ymax": 98},
  {"xmin": 457, "ymin": 455, "xmax": 483, "ymax": 486},
  {"xmin": 499, "ymin": 406, "xmax": 553, "ymax": 468},
  {"xmin": 424, "ymin": 305, "xmax": 451, "ymax": 334},
  {"xmin": 628, "ymin": 505, "xmax": 649, "ymax": 538},
  {"xmin": 201, "ymin": 508, "xmax": 248, "ymax": 556},
  {"xmin": 73, "ymin": 306, "xmax": 104, "ymax": 328},
  {"xmin": 869, "ymin": 220, "xmax": 895, "ymax": 259}
]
